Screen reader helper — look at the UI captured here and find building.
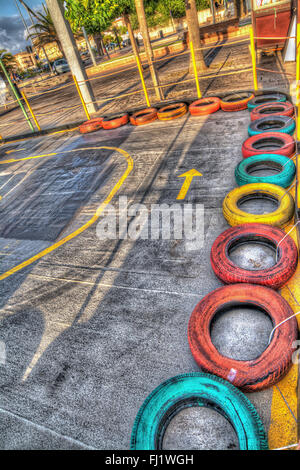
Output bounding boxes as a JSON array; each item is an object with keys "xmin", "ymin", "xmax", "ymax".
[{"xmin": 14, "ymin": 51, "xmax": 36, "ymax": 71}]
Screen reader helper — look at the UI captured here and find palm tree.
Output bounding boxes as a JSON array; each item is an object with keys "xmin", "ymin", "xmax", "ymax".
[
  {"xmin": 185, "ymin": 0, "xmax": 207, "ymax": 74},
  {"xmin": 134, "ymin": 0, "xmax": 163, "ymax": 100},
  {"xmin": 28, "ymin": 7, "xmax": 65, "ymax": 58}
]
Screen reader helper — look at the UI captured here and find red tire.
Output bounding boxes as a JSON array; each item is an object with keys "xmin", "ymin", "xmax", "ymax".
[
  {"xmin": 242, "ymin": 132, "xmax": 295, "ymax": 159},
  {"xmin": 102, "ymin": 113, "xmax": 129, "ymax": 130},
  {"xmin": 210, "ymin": 223, "xmax": 298, "ymax": 289},
  {"xmin": 250, "ymin": 101, "xmax": 294, "ymax": 121},
  {"xmin": 188, "ymin": 283, "xmax": 298, "ymax": 392},
  {"xmin": 130, "ymin": 108, "xmax": 158, "ymax": 126},
  {"xmin": 79, "ymin": 118, "xmax": 103, "ymax": 134},
  {"xmin": 157, "ymin": 103, "xmax": 187, "ymax": 121},
  {"xmin": 189, "ymin": 97, "xmax": 220, "ymax": 116},
  {"xmin": 220, "ymin": 92, "xmax": 254, "ymax": 112}
]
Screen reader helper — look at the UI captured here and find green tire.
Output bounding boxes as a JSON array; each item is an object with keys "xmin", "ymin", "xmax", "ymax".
[
  {"xmin": 235, "ymin": 154, "xmax": 296, "ymax": 188},
  {"xmin": 130, "ymin": 373, "xmax": 268, "ymax": 450}
]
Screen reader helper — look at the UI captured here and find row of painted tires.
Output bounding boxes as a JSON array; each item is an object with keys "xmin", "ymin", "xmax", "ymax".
[
  {"xmin": 187, "ymin": 97, "xmax": 298, "ymax": 444},
  {"xmin": 186, "ymin": 98, "xmax": 298, "ymax": 449},
  {"xmin": 79, "ymin": 92, "xmax": 255, "ymax": 133},
  {"xmin": 131, "ymin": 93, "xmax": 298, "ymax": 450}
]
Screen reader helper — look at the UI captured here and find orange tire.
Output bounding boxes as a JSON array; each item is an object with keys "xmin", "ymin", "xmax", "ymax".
[
  {"xmin": 189, "ymin": 97, "xmax": 220, "ymax": 115},
  {"xmin": 130, "ymin": 108, "xmax": 158, "ymax": 126},
  {"xmin": 79, "ymin": 118, "xmax": 103, "ymax": 134},
  {"xmin": 102, "ymin": 113, "xmax": 129, "ymax": 130},
  {"xmin": 250, "ymin": 101, "xmax": 294, "ymax": 121},
  {"xmin": 157, "ymin": 103, "xmax": 187, "ymax": 121},
  {"xmin": 220, "ymin": 92, "xmax": 254, "ymax": 112},
  {"xmin": 188, "ymin": 283, "xmax": 298, "ymax": 392}
]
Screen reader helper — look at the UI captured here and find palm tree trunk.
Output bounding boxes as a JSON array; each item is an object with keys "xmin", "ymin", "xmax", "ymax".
[
  {"xmin": 185, "ymin": 0, "xmax": 207, "ymax": 74},
  {"xmin": 99, "ymin": 32, "xmax": 110, "ymax": 60},
  {"xmin": 134, "ymin": 0, "xmax": 163, "ymax": 101},
  {"xmin": 93, "ymin": 34, "xmax": 103, "ymax": 56},
  {"xmin": 124, "ymin": 14, "xmax": 140, "ymax": 61},
  {"xmin": 113, "ymin": 28, "xmax": 121, "ymax": 50}
]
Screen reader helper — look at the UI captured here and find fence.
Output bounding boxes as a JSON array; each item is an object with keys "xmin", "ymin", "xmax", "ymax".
[{"xmin": 0, "ymin": 27, "xmax": 297, "ymax": 141}]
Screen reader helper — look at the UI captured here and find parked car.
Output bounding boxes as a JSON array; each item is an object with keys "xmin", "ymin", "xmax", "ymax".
[
  {"xmin": 53, "ymin": 59, "xmax": 70, "ymax": 74},
  {"xmin": 106, "ymin": 42, "xmax": 117, "ymax": 51},
  {"xmin": 80, "ymin": 50, "xmax": 89, "ymax": 59}
]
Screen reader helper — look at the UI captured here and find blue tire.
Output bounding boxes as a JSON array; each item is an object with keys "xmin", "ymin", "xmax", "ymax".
[
  {"xmin": 248, "ymin": 115, "xmax": 295, "ymax": 137},
  {"xmin": 130, "ymin": 373, "xmax": 268, "ymax": 450},
  {"xmin": 247, "ymin": 93, "xmax": 287, "ymax": 111},
  {"xmin": 235, "ymin": 154, "xmax": 296, "ymax": 188}
]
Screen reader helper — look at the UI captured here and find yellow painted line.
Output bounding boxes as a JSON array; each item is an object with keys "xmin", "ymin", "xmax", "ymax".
[
  {"xmin": 5, "ymin": 148, "xmax": 26, "ymax": 154},
  {"xmin": 0, "ymin": 127, "xmax": 79, "ymax": 147},
  {"xmin": 176, "ymin": 169, "xmax": 202, "ymax": 200},
  {"xmin": 0, "ymin": 146, "xmax": 133, "ymax": 281},
  {"xmin": 268, "ymin": 182, "xmax": 299, "ymax": 450}
]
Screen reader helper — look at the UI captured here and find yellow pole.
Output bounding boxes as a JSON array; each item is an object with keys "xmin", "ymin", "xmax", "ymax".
[
  {"xmin": 190, "ymin": 40, "xmax": 202, "ymax": 99},
  {"xmin": 296, "ymin": 22, "xmax": 300, "ymax": 210},
  {"xmin": 250, "ymin": 28, "xmax": 258, "ymax": 91},
  {"xmin": 21, "ymin": 91, "xmax": 41, "ymax": 132},
  {"xmin": 73, "ymin": 75, "xmax": 90, "ymax": 121},
  {"xmin": 296, "ymin": 23, "xmax": 300, "ymax": 141},
  {"xmin": 135, "ymin": 54, "xmax": 151, "ymax": 108}
]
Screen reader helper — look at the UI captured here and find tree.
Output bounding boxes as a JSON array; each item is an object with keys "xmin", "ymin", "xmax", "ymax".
[
  {"xmin": 129, "ymin": 0, "xmax": 210, "ymax": 29},
  {"xmin": 65, "ymin": 0, "xmax": 115, "ymax": 57},
  {"xmin": 185, "ymin": 0, "xmax": 207, "ymax": 74},
  {"xmin": 0, "ymin": 50, "xmax": 16, "ymax": 74},
  {"xmin": 135, "ymin": 0, "xmax": 163, "ymax": 100},
  {"xmin": 29, "ymin": 6, "xmax": 65, "ymax": 57},
  {"xmin": 111, "ymin": 0, "xmax": 140, "ymax": 64}
]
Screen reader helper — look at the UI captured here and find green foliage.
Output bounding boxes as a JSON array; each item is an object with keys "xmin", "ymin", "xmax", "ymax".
[
  {"xmin": 65, "ymin": 0, "xmax": 211, "ymax": 35},
  {"xmin": 130, "ymin": 0, "xmax": 210, "ymax": 30},
  {"xmin": 29, "ymin": 6, "xmax": 64, "ymax": 52},
  {"xmin": 65, "ymin": 0, "xmax": 117, "ymax": 34},
  {"xmin": 0, "ymin": 50, "xmax": 16, "ymax": 72}
]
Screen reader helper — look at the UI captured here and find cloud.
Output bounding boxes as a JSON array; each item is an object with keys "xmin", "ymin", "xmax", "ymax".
[{"xmin": 0, "ymin": 14, "xmax": 29, "ymax": 54}]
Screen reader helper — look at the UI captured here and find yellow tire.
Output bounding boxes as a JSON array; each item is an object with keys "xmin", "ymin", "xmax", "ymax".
[{"xmin": 223, "ymin": 183, "xmax": 294, "ymax": 228}]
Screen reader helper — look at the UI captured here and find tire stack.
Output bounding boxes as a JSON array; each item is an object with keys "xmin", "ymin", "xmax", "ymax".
[
  {"xmin": 186, "ymin": 92, "xmax": 298, "ymax": 443},
  {"xmin": 131, "ymin": 92, "xmax": 299, "ymax": 451},
  {"xmin": 78, "ymin": 92, "xmax": 255, "ymax": 135}
]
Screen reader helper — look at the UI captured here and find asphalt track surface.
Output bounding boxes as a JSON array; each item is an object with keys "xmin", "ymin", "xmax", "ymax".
[{"xmin": 0, "ymin": 109, "xmax": 292, "ymax": 449}]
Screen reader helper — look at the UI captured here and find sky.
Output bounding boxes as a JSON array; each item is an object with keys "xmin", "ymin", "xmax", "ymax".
[{"xmin": 0, "ymin": 0, "xmax": 44, "ymax": 54}]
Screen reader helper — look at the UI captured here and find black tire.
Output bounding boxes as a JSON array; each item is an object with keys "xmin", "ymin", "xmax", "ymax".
[
  {"xmin": 248, "ymin": 93, "xmax": 287, "ymax": 111},
  {"xmin": 248, "ymin": 115, "xmax": 295, "ymax": 137}
]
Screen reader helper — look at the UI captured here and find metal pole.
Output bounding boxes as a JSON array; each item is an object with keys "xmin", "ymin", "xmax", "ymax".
[
  {"xmin": 296, "ymin": 23, "xmax": 300, "ymax": 141},
  {"xmin": 135, "ymin": 55, "xmax": 151, "ymax": 107},
  {"xmin": 190, "ymin": 41, "xmax": 202, "ymax": 98},
  {"xmin": 250, "ymin": 27, "xmax": 258, "ymax": 91},
  {"xmin": 82, "ymin": 26, "xmax": 97, "ymax": 67},
  {"xmin": 21, "ymin": 91, "xmax": 41, "ymax": 131},
  {"xmin": 14, "ymin": 0, "xmax": 38, "ymax": 65},
  {"xmin": 73, "ymin": 75, "xmax": 90, "ymax": 121},
  {"xmin": 0, "ymin": 59, "xmax": 34, "ymax": 132}
]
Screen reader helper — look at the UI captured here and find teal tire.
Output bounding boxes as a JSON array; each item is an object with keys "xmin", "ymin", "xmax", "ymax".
[
  {"xmin": 248, "ymin": 116, "xmax": 295, "ymax": 137},
  {"xmin": 235, "ymin": 154, "xmax": 296, "ymax": 188},
  {"xmin": 130, "ymin": 373, "xmax": 268, "ymax": 450},
  {"xmin": 247, "ymin": 93, "xmax": 286, "ymax": 111}
]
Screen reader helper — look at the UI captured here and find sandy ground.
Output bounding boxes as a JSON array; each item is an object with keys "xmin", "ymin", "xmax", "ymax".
[{"xmin": 0, "ymin": 38, "xmax": 295, "ymax": 140}]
